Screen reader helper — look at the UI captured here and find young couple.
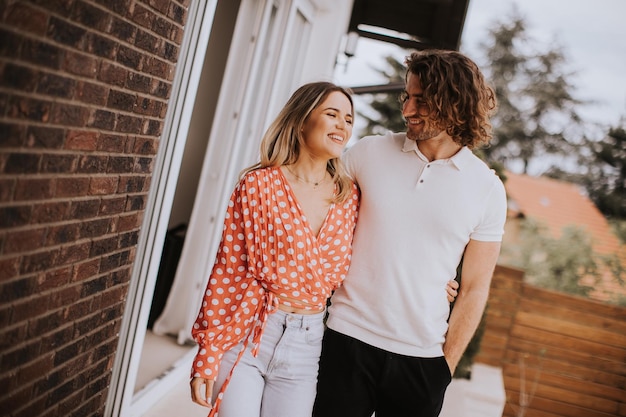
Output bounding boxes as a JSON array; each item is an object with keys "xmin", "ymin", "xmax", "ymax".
[{"xmin": 189, "ymin": 49, "xmax": 507, "ymax": 417}]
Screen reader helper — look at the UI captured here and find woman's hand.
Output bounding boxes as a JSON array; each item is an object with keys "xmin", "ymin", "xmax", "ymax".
[
  {"xmin": 446, "ymin": 279, "xmax": 459, "ymax": 303},
  {"xmin": 191, "ymin": 377, "xmax": 215, "ymax": 408}
]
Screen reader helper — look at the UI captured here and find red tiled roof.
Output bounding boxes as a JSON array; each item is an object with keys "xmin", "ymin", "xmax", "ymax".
[{"xmin": 504, "ymin": 171, "xmax": 621, "ymax": 256}]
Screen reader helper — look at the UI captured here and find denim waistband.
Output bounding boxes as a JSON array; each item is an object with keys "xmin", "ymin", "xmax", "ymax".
[{"xmin": 270, "ymin": 308, "xmax": 326, "ymax": 329}]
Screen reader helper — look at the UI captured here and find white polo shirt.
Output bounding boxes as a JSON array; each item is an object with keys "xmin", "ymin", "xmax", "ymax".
[{"xmin": 327, "ymin": 131, "xmax": 507, "ymax": 357}]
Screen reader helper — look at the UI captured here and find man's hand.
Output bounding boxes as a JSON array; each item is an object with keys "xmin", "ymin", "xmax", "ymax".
[{"xmin": 191, "ymin": 377, "xmax": 215, "ymax": 408}]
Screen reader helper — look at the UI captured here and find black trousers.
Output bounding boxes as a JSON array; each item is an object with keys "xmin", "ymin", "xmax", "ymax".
[{"xmin": 313, "ymin": 328, "xmax": 452, "ymax": 417}]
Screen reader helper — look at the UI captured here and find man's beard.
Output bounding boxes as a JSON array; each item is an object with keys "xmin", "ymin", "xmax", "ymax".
[{"xmin": 406, "ymin": 119, "xmax": 446, "ymax": 142}]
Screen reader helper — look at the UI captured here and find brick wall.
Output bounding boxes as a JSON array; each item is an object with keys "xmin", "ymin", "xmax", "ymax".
[{"xmin": 0, "ymin": 1, "xmax": 188, "ymax": 416}]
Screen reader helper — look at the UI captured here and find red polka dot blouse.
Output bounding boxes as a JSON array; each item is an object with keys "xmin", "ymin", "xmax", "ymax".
[{"xmin": 191, "ymin": 166, "xmax": 359, "ymax": 382}]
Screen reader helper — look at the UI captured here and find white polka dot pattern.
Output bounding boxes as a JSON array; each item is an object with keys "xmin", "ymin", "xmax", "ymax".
[{"xmin": 191, "ymin": 167, "xmax": 359, "ymax": 381}]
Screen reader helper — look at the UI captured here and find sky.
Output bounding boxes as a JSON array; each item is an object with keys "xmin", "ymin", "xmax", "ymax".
[{"xmin": 334, "ymin": 0, "xmax": 626, "ymax": 132}]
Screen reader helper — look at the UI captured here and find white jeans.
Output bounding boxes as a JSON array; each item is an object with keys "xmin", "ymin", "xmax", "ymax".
[{"xmin": 212, "ymin": 309, "xmax": 326, "ymax": 417}]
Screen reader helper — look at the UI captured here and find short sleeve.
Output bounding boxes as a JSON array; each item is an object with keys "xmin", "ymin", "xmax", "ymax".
[{"xmin": 470, "ymin": 175, "xmax": 507, "ymax": 242}]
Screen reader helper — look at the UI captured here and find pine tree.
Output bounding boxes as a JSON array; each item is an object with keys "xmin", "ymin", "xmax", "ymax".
[{"xmin": 480, "ymin": 12, "xmax": 586, "ymax": 174}]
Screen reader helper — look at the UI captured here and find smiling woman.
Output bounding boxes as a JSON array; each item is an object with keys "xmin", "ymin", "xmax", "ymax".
[{"xmin": 189, "ymin": 82, "xmax": 360, "ymax": 417}]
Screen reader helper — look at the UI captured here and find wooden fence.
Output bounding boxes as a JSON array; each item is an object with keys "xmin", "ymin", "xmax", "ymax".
[{"xmin": 475, "ymin": 265, "xmax": 626, "ymax": 417}]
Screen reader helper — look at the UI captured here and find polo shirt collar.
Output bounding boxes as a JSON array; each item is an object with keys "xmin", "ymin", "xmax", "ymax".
[{"xmin": 402, "ymin": 136, "xmax": 472, "ymax": 170}]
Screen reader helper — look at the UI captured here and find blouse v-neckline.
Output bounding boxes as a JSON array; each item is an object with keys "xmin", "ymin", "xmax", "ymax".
[{"xmin": 275, "ymin": 166, "xmax": 334, "ymax": 240}]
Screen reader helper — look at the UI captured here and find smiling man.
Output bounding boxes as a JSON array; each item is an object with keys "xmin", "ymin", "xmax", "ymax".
[{"xmin": 313, "ymin": 49, "xmax": 508, "ymax": 417}]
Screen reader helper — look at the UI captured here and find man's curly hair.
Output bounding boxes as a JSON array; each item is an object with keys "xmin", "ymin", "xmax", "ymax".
[{"xmin": 405, "ymin": 50, "xmax": 497, "ymax": 149}]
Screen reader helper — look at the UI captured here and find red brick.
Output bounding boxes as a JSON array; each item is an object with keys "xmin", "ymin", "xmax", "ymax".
[
  {"xmin": 79, "ymin": 218, "xmax": 111, "ymax": 239},
  {"xmin": 14, "ymin": 178, "xmax": 55, "ymax": 201},
  {"xmin": 0, "ymin": 178, "xmax": 15, "ymax": 202},
  {"xmin": 32, "ymin": 202, "xmax": 70, "ymax": 224},
  {"xmin": 135, "ymin": 29, "xmax": 159, "ymax": 53},
  {"xmin": 75, "ymin": 81, "xmax": 109, "ymax": 106},
  {"xmin": 0, "ymin": 122, "xmax": 26, "ymax": 147},
  {"xmin": 21, "ymin": 249, "xmax": 60, "ymax": 274},
  {"xmin": 62, "ymin": 51, "xmax": 98, "ymax": 78},
  {"xmin": 65, "ymin": 130, "xmax": 98, "ymax": 151},
  {"xmin": 55, "ymin": 177, "xmax": 90, "ymax": 197},
  {"xmin": 99, "ymin": 196, "xmax": 126, "ymax": 215},
  {"xmin": 126, "ymin": 72, "xmax": 152, "ymax": 93},
  {"xmin": 36, "ymin": 72, "xmax": 77, "ymax": 99},
  {"xmin": 90, "ymin": 176, "xmax": 119, "ymax": 195},
  {"xmin": 69, "ymin": 199, "xmax": 101, "ymax": 220},
  {"xmin": 72, "ymin": 259, "xmax": 101, "ymax": 283},
  {"xmin": 125, "ymin": 194, "xmax": 146, "ymax": 211},
  {"xmin": 98, "ymin": 62, "xmax": 127, "ymax": 87},
  {"xmin": 8, "ymin": 96, "xmax": 51, "ymax": 123},
  {"xmin": 143, "ymin": 56, "xmax": 172, "ymax": 79},
  {"xmin": 107, "ymin": 156, "xmax": 134, "ymax": 173},
  {"xmin": 4, "ymin": 228, "xmax": 47, "ymax": 254},
  {"xmin": 16, "ymin": 355, "xmax": 53, "ymax": 386},
  {"xmin": 58, "ymin": 242, "xmax": 91, "ymax": 266},
  {"xmin": 86, "ymin": 33, "xmax": 118, "ymax": 60},
  {"xmin": 134, "ymin": 157, "xmax": 153, "ymax": 174},
  {"xmin": 0, "ymin": 63, "xmax": 39, "ymax": 92},
  {"xmin": 50, "ymin": 102, "xmax": 90, "ymax": 127},
  {"xmin": 116, "ymin": 213, "xmax": 139, "ymax": 231},
  {"xmin": 116, "ymin": 114, "xmax": 142, "ymax": 134},
  {"xmin": 47, "ymin": 16, "xmax": 86, "ymax": 49},
  {"xmin": 143, "ymin": 118, "xmax": 162, "ymax": 136},
  {"xmin": 4, "ymin": 152, "xmax": 41, "ymax": 174},
  {"xmin": 5, "ymin": 2, "xmax": 49, "ymax": 36},
  {"xmin": 161, "ymin": 41, "xmax": 178, "ymax": 63},
  {"xmin": 117, "ymin": 175, "xmax": 145, "ymax": 193},
  {"xmin": 0, "ymin": 205, "xmax": 32, "ymax": 228},
  {"xmin": 168, "ymin": 2, "xmax": 186, "ymax": 25},
  {"xmin": 116, "ymin": 45, "xmax": 143, "ymax": 70},
  {"xmin": 153, "ymin": 16, "xmax": 172, "ymax": 39},
  {"xmin": 46, "ymin": 223, "xmax": 80, "ymax": 246},
  {"xmin": 25, "ymin": 126, "xmax": 65, "ymax": 149},
  {"xmin": 132, "ymin": 4, "xmax": 155, "ymax": 30},
  {"xmin": 47, "ymin": 285, "xmax": 81, "ymax": 312},
  {"xmin": 0, "ymin": 322, "xmax": 28, "ymax": 350},
  {"xmin": 40, "ymin": 266, "xmax": 72, "ymax": 291},
  {"xmin": 107, "ymin": 89, "xmax": 136, "ymax": 112},
  {"xmin": 97, "ymin": 134, "xmax": 126, "ymax": 153},
  {"xmin": 109, "ymin": 17, "xmax": 137, "ymax": 43},
  {"xmin": 88, "ymin": 109, "xmax": 116, "ymax": 131},
  {"xmin": 12, "ymin": 294, "xmax": 51, "ymax": 325},
  {"xmin": 77, "ymin": 155, "xmax": 109, "ymax": 174},
  {"xmin": 21, "ymin": 38, "xmax": 63, "ymax": 70},
  {"xmin": 148, "ymin": 0, "xmax": 171, "ymax": 15},
  {"xmin": 132, "ymin": 138, "xmax": 157, "ymax": 155},
  {"xmin": 0, "ymin": 257, "xmax": 20, "ymax": 281},
  {"xmin": 71, "ymin": 1, "xmax": 112, "ymax": 32},
  {"xmin": 41, "ymin": 153, "xmax": 77, "ymax": 173}
]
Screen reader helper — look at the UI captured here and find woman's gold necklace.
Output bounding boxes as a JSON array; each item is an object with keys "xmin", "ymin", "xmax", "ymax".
[{"xmin": 286, "ymin": 166, "xmax": 328, "ymax": 189}]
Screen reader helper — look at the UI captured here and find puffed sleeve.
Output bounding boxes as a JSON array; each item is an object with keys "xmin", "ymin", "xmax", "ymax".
[{"xmin": 190, "ymin": 178, "xmax": 264, "ymax": 380}]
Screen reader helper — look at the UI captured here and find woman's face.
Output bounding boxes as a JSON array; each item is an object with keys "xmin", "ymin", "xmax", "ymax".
[{"xmin": 300, "ymin": 91, "xmax": 353, "ymax": 161}]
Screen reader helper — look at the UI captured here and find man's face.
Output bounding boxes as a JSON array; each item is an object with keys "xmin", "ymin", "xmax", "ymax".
[{"xmin": 401, "ymin": 73, "xmax": 445, "ymax": 142}]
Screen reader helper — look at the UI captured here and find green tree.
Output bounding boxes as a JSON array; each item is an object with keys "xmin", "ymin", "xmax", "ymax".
[
  {"xmin": 357, "ymin": 55, "xmax": 407, "ymax": 137},
  {"xmin": 544, "ymin": 122, "xmax": 626, "ymax": 221},
  {"xmin": 585, "ymin": 126, "xmax": 626, "ymax": 218},
  {"xmin": 480, "ymin": 12, "xmax": 587, "ymax": 174},
  {"xmin": 508, "ymin": 219, "xmax": 598, "ymax": 296}
]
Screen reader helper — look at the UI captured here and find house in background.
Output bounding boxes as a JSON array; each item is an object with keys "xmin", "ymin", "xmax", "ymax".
[
  {"xmin": 501, "ymin": 171, "xmax": 626, "ymax": 303},
  {"xmin": 0, "ymin": 1, "xmax": 470, "ymax": 416}
]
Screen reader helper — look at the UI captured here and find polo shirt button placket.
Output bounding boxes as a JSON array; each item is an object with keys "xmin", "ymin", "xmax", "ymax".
[{"xmin": 417, "ymin": 164, "xmax": 431, "ymax": 187}]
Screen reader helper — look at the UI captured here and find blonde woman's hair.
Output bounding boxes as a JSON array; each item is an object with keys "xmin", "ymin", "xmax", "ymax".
[{"xmin": 242, "ymin": 81, "xmax": 354, "ymax": 203}]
